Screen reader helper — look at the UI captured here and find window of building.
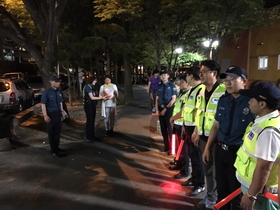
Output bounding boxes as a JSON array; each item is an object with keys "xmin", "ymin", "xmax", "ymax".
[{"xmin": 258, "ymin": 56, "xmax": 268, "ymax": 70}]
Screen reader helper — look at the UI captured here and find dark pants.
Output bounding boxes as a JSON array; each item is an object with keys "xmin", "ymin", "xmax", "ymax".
[
  {"xmin": 149, "ymin": 90, "xmax": 157, "ymax": 109},
  {"xmin": 47, "ymin": 112, "xmax": 62, "ymax": 154},
  {"xmin": 159, "ymin": 106, "xmax": 174, "ymax": 151},
  {"xmin": 84, "ymin": 104, "xmax": 96, "ymax": 141},
  {"xmin": 185, "ymin": 126, "xmax": 205, "ymax": 187},
  {"xmin": 215, "ymin": 144, "xmax": 242, "ymax": 210},
  {"xmin": 199, "ymin": 137, "xmax": 217, "ymax": 202},
  {"xmin": 173, "ymin": 124, "xmax": 188, "ymax": 173}
]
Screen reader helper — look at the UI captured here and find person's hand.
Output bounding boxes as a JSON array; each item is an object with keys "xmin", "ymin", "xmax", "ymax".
[
  {"xmin": 191, "ymin": 132, "xmax": 200, "ymax": 147},
  {"xmin": 241, "ymin": 194, "xmax": 255, "ymax": 210},
  {"xmin": 44, "ymin": 115, "xmax": 51, "ymax": 123},
  {"xmin": 202, "ymin": 149, "xmax": 210, "ymax": 165},
  {"xmin": 61, "ymin": 110, "xmax": 66, "ymax": 121},
  {"xmin": 160, "ymin": 108, "xmax": 167, "ymax": 116}
]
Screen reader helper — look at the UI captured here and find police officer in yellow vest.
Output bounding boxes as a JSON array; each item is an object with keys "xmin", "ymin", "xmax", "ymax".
[
  {"xmin": 234, "ymin": 82, "xmax": 280, "ymax": 210},
  {"xmin": 193, "ymin": 60, "xmax": 226, "ymax": 209},
  {"xmin": 169, "ymin": 75, "xmax": 191, "ymax": 173}
]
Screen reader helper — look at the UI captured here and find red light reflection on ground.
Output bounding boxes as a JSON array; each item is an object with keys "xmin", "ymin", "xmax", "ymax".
[{"xmin": 159, "ymin": 182, "xmax": 183, "ymax": 194}]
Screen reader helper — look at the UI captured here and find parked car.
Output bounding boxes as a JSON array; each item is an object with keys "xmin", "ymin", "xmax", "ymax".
[
  {"xmin": 25, "ymin": 75, "xmax": 45, "ymax": 101},
  {"xmin": 0, "ymin": 78, "xmax": 34, "ymax": 113},
  {"xmin": 3, "ymin": 72, "xmax": 25, "ymax": 80}
]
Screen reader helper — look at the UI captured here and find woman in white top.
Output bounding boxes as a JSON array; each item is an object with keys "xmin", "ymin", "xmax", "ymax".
[{"xmin": 99, "ymin": 75, "xmax": 119, "ymax": 136}]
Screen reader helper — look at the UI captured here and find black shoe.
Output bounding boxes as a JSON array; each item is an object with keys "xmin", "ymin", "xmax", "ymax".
[
  {"xmin": 58, "ymin": 148, "xmax": 66, "ymax": 152},
  {"xmin": 169, "ymin": 161, "xmax": 176, "ymax": 165},
  {"xmin": 188, "ymin": 186, "xmax": 205, "ymax": 196},
  {"xmin": 168, "ymin": 165, "xmax": 182, "ymax": 170},
  {"xmin": 110, "ymin": 130, "xmax": 114, "ymax": 136},
  {"xmin": 173, "ymin": 172, "xmax": 188, "ymax": 179},
  {"xmin": 167, "ymin": 151, "xmax": 172, "ymax": 156},
  {"xmin": 86, "ymin": 139, "xmax": 94, "ymax": 143},
  {"xmin": 161, "ymin": 148, "xmax": 166, "ymax": 152},
  {"xmin": 181, "ymin": 178, "xmax": 194, "ymax": 186},
  {"xmin": 105, "ymin": 130, "xmax": 110, "ymax": 136}
]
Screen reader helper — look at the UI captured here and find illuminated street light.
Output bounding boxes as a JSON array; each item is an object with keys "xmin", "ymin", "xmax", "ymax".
[
  {"xmin": 175, "ymin": 47, "xmax": 183, "ymax": 54},
  {"xmin": 203, "ymin": 39, "xmax": 219, "ymax": 60}
]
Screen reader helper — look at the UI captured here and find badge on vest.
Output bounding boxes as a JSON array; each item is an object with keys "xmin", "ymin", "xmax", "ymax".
[
  {"xmin": 248, "ymin": 131, "xmax": 254, "ymax": 141},
  {"xmin": 211, "ymin": 98, "xmax": 219, "ymax": 104},
  {"xmin": 189, "ymin": 95, "xmax": 194, "ymax": 100}
]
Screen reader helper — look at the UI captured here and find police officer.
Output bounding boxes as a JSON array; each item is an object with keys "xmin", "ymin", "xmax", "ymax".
[
  {"xmin": 235, "ymin": 82, "xmax": 280, "ymax": 210},
  {"xmin": 169, "ymin": 75, "xmax": 190, "ymax": 173},
  {"xmin": 83, "ymin": 76, "xmax": 106, "ymax": 143},
  {"xmin": 193, "ymin": 60, "xmax": 226, "ymax": 209},
  {"xmin": 202, "ymin": 66, "xmax": 255, "ymax": 210},
  {"xmin": 156, "ymin": 70, "xmax": 177, "ymax": 155},
  {"xmin": 41, "ymin": 76, "xmax": 66, "ymax": 158}
]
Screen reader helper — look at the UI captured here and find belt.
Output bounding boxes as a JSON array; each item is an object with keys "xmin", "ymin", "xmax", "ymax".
[{"xmin": 217, "ymin": 142, "xmax": 240, "ymax": 151}]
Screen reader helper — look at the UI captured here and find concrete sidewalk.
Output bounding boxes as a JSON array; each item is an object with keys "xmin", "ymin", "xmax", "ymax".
[{"xmin": 0, "ymin": 85, "xmax": 204, "ymax": 210}]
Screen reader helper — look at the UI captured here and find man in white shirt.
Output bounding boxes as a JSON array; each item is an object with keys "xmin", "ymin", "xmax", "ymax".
[{"xmin": 234, "ymin": 82, "xmax": 280, "ymax": 210}]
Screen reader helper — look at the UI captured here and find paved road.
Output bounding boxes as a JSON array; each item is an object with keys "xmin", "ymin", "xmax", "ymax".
[{"xmin": 0, "ymin": 86, "xmax": 205, "ymax": 210}]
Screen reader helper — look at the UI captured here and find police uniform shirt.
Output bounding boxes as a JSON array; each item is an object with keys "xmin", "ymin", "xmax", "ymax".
[
  {"xmin": 156, "ymin": 81, "xmax": 177, "ymax": 106},
  {"xmin": 84, "ymin": 84, "xmax": 97, "ymax": 106},
  {"xmin": 215, "ymin": 94, "xmax": 255, "ymax": 146},
  {"xmin": 41, "ymin": 87, "xmax": 63, "ymax": 112}
]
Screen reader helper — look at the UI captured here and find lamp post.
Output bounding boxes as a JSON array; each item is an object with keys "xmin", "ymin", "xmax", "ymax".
[
  {"xmin": 174, "ymin": 47, "xmax": 183, "ymax": 71},
  {"xmin": 203, "ymin": 40, "xmax": 219, "ymax": 60}
]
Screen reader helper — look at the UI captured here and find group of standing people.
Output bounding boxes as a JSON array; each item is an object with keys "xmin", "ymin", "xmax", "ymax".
[
  {"xmin": 41, "ymin": 74, "xmax": 118, "ymax": 157},
  {"xmin": 153, "ymin": 60, "xmax": 280, "ymax": 210}
]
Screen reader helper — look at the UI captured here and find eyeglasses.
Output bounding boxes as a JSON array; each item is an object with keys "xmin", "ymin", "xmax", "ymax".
[
  {"xmin": 223, "ymin": 77, "xmax": 241, "ymax": 84},
  {"xmin": 199, "ymin": 69, "xmax": 213, "ymax": 74}
]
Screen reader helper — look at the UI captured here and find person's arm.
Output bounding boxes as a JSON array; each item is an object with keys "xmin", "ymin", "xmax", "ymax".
[
  {"xmin": 41, "ymin": 103, "xmax": 51, "ymax": 123},
  {"xmin": 88, "ymin": 92, "xmax": 105, "ymax": 100},
  {"xmin": 202, "ymin": 120, "xmax": 219, "ymax": 164},
  {"xmin": 167, "ymin": 95, "xmax": 176, "ymax": 108},
  {"xmin": 147, "ymin": 81, "xmax": 151, "ymax": 93},
  {"xmin": 241, "ymin": 158, "xmax": 273, "ymax": 210},
  {"xmin": 170, "ymin": 110, "xmax": 182, "ymax": 124},
  {"xmin": 60, "ymin": 102, "xmax": 66, "ymax": 120},
  {"xmin": 155, "ymin": 95, "xmax": 159, "ymax": 115}
]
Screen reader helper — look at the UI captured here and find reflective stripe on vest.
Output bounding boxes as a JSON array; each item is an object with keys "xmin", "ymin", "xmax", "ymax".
[
  {"xmin": 234, "ymin": 116, "xmax": 280, "ymax": 192},
  {"xmin": 182, "ymin": 84, "xmax": 205, "ymax": 125},
  {"xmin": 195, "ymin": 84, "xmax": 226, "ymax": 136}
]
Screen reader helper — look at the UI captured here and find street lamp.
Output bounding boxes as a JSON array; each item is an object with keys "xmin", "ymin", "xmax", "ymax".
[
  {"xmin": 203, "ymin": 40, "xmax": 219, "ymax": 60},
  {"xmin": 174, "ymin": 47, "xmax": 183, "ymax": 71}
]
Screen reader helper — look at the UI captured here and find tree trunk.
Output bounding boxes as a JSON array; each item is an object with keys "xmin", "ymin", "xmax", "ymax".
[{"xmin": 123, "ymin": 52, "xmax": 133, "ymax": 103}]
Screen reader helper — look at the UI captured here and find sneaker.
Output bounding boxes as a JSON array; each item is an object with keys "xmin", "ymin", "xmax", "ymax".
[
  {"xmin": 189, "ymin": 186, "xmax": 205, "ymax": 196},
  {"xmin": 197, "ymin": 196, "xmax": 216, "ymax": 210}
]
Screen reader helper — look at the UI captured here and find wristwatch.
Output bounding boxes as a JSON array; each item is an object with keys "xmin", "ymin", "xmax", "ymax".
[{"xmin": 246, "ymin": 192, "xmax": 257, "ymax": 201}]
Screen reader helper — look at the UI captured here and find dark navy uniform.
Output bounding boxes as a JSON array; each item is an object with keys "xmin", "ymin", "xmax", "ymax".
[
  {"xmin": 214, "ymin": 94, "xmax": 255, "ymax": 210},
  {"xmin": 83, "ymin": 84, "xmax": 98, "ymax": 142},
  {"xmin": 157, "ymin": 81, "xmax": 177, "ymax": 152},
  {"xmin": 41, "ymin": 87, "xmax": 63, "ymax": 154}
]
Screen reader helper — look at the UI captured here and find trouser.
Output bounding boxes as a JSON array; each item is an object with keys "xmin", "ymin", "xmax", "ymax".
[
  {"xmin": 173, "ymin": 124, "xmax": 188, "ymax": 171},
  {"xmin": 199, "ymin": 137, "xmax": 217, "ymax": 202},
  {"xmin": 158, "ymin": 106, "xmax": 174, "ymax": 151},
  {"xmin": 185, "ymin": 126, "xmax": 205, "ymax": 187},
  {"xmin": 47, "ymin": 111, "xmax": 62, "ymax": 154},
  {"xmin": 84, "ymin": 104, "xmax": 96, "ymax": 141},
  {"xmin": 241, "ymin": 185, "xmax": 279, "ymax": 210},
  {"xmin": 215, "ymin": 144, "xmax": 242, "ymax": 210},
  {"xmin": 104, "ymin": 107, "xmax": 115, "ymax": 131},
  {"xmin": 149, "ymin": 90, "xmax": 157, "ymax": 109}
]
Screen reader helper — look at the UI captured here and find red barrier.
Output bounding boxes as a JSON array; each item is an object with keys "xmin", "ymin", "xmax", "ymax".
[
  {"xmin": 214, "ymin": 188, "xmax": 242, "ymax": 209},
  {"xmin": 175, "ymin": 139, "xmax": 184, "ymax": 161},
  {"xmin": 214, "ymin": 187, "xmax": 279, "ymax": 209},
  {"xmin": 263, "ymin": 192, "xmax": 278, "ymax": 203}
]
